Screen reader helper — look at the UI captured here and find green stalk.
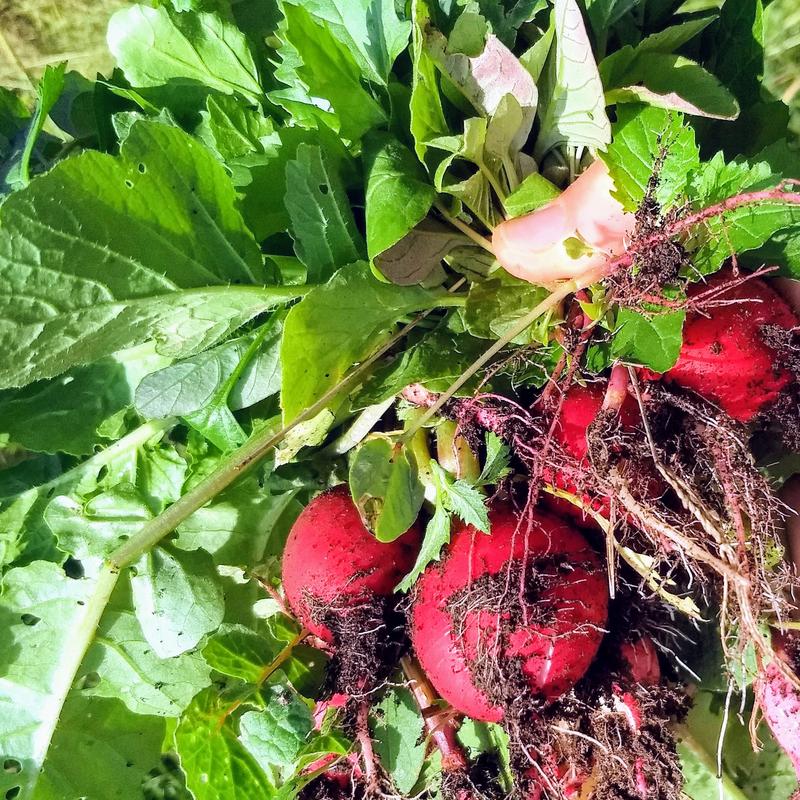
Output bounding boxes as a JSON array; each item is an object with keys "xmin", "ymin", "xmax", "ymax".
[
  {"xmin": 107, "ymin": 297, "xmax": 455, "ymax": 569},
  {"xmin": 400, "ymin": 270, "xmax": 600, "ymax": 443}
]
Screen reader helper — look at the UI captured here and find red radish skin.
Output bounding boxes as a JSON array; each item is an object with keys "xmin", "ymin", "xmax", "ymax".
[
  {"xmin": 619, "ymin": 636, "xmax": 661, "ymax": 686},
  {"xmin": 663, "ymin": 270, "xmax": 798, "ymax": 423},
  {"xmin": 282, "ymin": 486, "xmax": 421, "ymax": 642},
  {"xmin": 544, "ymin": 382, "xmax": 640, "ymax": 522},
  {"xmin": 411, "ymin": 506, "xmax": 609, "ymax": 722},
  {"xmin": 493, "ymin": 160, "xmax": 635, "ymax": 285}
]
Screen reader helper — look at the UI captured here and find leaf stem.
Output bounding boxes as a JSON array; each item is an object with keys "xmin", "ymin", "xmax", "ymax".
[
  {"xmin": 107, "ymin": 297, "xmax": 457, "ymax": 569},
  {"xmin": 434, "ymin": 200, "xmax": 495, "ymax": 253}
]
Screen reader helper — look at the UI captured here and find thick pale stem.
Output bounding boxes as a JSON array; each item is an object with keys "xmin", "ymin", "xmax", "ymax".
[
  {"xmin": 675, "ymin": 726, "xmax": 750, "ymax": 800},
  {"xmin": 401, "ymin": 656, "xmax": 469, "ymax": 773}
]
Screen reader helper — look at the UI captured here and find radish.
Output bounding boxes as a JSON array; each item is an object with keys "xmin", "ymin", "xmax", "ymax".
[
  {"xmin": 619, "ymin": 635, "xmax": 661, "ymax": 686},
  {"xmin": 755, "ymin": 631, "xmax": 800, "ymax": 780},
  {"xmin": 282, "ymin": 485, "xmax": 421, "ymax": 644},
  {"xmin": 492, "ymin": 160, "xmax": 634, "ymax": 285},
  {"xmin": 410, "ymin": 505, "xmax": 609, "ymax": 722},
  {"xmin": 543, "ymin": 381, "xmax": 642, "ymax": 521},
  {"xmin": 663, "ymin": 270, "xmax": 798, "ymax": 423}
]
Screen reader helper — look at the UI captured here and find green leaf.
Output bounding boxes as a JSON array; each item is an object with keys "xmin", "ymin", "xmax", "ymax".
[
  {"xmin": 355, "ymin": 324, "xmax": 487, "ymax": 407},
  {"xmin": 197, "ymin": 94, "xmax": 278, "ymax": 161},
  {"xmin": 34, "ymin": 695, "xmax": 165, "ymax": 800},
  {"xmin": 605, "ymin": 55, "xmax": 740, "ymax": 120},
  {"xmin": 280, "ymin": 0, "xmax": 410, "ymax": 86},
  {"xmin": 433, "ymin": 462, "xmax": 490, "ymax": 532},
  {"xmin": 239, "ymin": 687, "xmax": 313, "ymax": 779},
  {"xmin": 79, "ymin": 578, "xmax": 211, "ymax": 717},
  {"xmin": 679, "ymin": 691, "xmax": 798, "ymax": 800},
  {"xmin": 611, "ymin": 307, "xmax": 686, "ymax": 372},
  {"xmin": 108, "ymin": 4, "xmax": 262, "ymax": 104},
  {"xmin": 478, "ymin": 432, "xmax": 512, "ymax": 485},
  {"xmin": 687, "ymin": 156, "xmax": 800, "ymax": 275},
  {"xmin": 464, "ymin": 275, "xmax": 551, "ymax": 345},
  {"xmin": 371, "ymin": 688, "xmax": 426, "ymax": 793},
  {"xmin": 175, "ymin": 477, "xmax": 299, "ymax": 568},
  {"xmin": 583, "ymin": 0, "xmax": 637, "ymax": 39},
  {"xmin": 535, "ymin": 0, "xmax": 611, "ymax": 158},
  {"xmin": 45, "ymin": 484, "xmax": 154, "ymax": 561},
  {"xmin": 135, "ymin": 324, "xmax": 282, "ymax": 420},
  {"xmin": 396, "ymin": 500, "xmax": 451, "ymax": 591},
  {"xmin": 285, "ymin": 144, "xmax": 366, "ymax": 281},
  {"xmin": 0, "ymin": 120, "xmax": 299, "ymax": 390},
  {"xmin": 503, "ymin": 172, "xmax": 560, "ymax": 218},
  {"xmin": 0, "ymin": 561, "xmax": 104, "ymax": 799},
  {"xmin": 0, "ymin": 348, "xmax": 167, "ymax": 457},
  {"xmin": 277, "ymin": 3, "xmax": 387, "ymax": 141},
  {"xmin": 410, "ymin": 0, "xmax": 450, "ymax": 160},
  {"xmin": 202, "ymin": 622, "xmax": 297, "ymax": 683},
  {"xmin": 131, "ymin": 545, "xmax": 225, "ymax": 658},
  {"xmin": 602, "ymin": 104, "xmax": 700, "ymax": 211},
  {"xmin": 173, "ymin": 688, "xmax": 276, "ymax": 800},
  {"xmin": 364, "ymin": 132, "xmax": 436, "ymax": 261},
  {"xmin": 348, "ymin": 436, "xmax": 425, "ymax": 542},
  {"xmin": 280, "ymin": 263, "xmax": 443, "ymax": 422}
]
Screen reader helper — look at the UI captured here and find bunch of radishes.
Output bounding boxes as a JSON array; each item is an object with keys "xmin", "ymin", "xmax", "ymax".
[{"xmin": 277, "ymin": 164, "xmax": 800, "ymax": 799}]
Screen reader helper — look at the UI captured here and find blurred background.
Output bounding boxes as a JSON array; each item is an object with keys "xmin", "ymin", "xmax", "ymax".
[{"xmin": 0, "ymin": 0, "xmax": 799, "ymax": 138}]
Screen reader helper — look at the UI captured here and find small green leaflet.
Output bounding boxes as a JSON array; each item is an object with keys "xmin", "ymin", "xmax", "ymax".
[
  {"xmin": 108, "ymin": 5, "xmax": 262, "ymax": 105},
  {"xmin": 279, "ymin": 263, "xmax": 446, "ymax": 422},
  {"xmin": 611, "ymin": 307, "xmax": 686, "ymax": 373},
  {"xmin": 479, "ymin": 433, "xmax": 512, "ymax": 485},
  {"xmin": 396, "ymin": 458, "xmax": 490, "ymax": 591},
  {"xmin": 5, "ymin": 62, "xmax": 66, "ymax": 188},
  {"xmin": 504, "ymin": 172, "xmax": 560, "ymax": 218},
  {"xmin": 396, "ymin": 501, "xmax": 451, "ymax": 592},
  {"xmin": 203, "ymin": 621, "xmax": 300, "ymax": 684},
  {"xmin": 348, "ymin": 436, "xmax": 425, "ymax": 542},
  {"xmin": 239, "ymin": 686, "xmax": 313, "ymax": 780},
  {"xmin": 430, "ymin": 461, "xmax": 490, "ymax": 532}
]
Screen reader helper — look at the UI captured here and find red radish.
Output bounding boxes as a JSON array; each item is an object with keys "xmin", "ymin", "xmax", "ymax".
[
  {"xmin": 282, "ymin": 486, "xmax": 421, "ymax": 642},
  {"xmin": 410, "ymin": 505, "xmax": 609, "ymax": 722},
  {"xmin": 662, "ymin": 270, "xmax": 798, "ymax": 423},
  {"xmin": 543, "ymin": 382, "xmax": 640, "ymax": 521},
  {"xmin": 619, "ymin": 636, "xmax": 661, "ymax": 686},
  {"xmin": 755, "ymin": 632, "xmax": 800, "ymax": 780},
  {"xmin": 493, "ymin": 160, "xmax": 634, "ymax": 285}
]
